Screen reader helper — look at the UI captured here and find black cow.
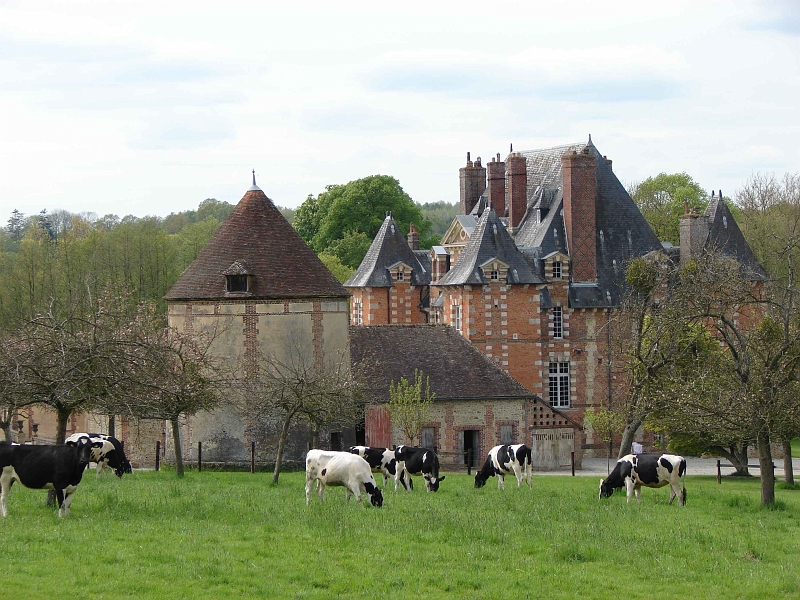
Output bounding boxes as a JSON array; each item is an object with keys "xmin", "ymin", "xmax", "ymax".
[
  {"xmin": 599, "ymin": 453, "xmax": 687, "ymax": 506},
  {"xmin": 474, "ymin": 444, "xmax": 533, "ymax": 490},
  {"xmin": 349, "ymin": 446, "xmax": 408, "ymax": 491},
  {"xmin": 0, "ymin": 438, "xmax": 102, "ymax": 517},
  {"xmin": 394, "ymin": 445, "xmax": 445, "ymax": 492},
  {"xmin": 65, "ymin": 433, "xmax": 132, "ymax": 478}
]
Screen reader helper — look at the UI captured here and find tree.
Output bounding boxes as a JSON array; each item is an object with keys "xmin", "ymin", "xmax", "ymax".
[
  {"xmin": 233, "ymin": 341, "xmax": 366, "ymax": 484},
  {"xmin": 583, "ymin": 407, "xmax": 624, "ymax": 473},
  {"xmin": 324, "ymin": 231, "xmax": 372, "ymax": 270},
  {"xmin": 387, "ymin": 369, "xmax": 434, "ymax": 446},
  {"xmin": 628, "ymin": 173, "xmax": 707, "ymax": 245},
  {"xmin": 318, "ymin": 253, "xmax": 355, "ymax": 284}
]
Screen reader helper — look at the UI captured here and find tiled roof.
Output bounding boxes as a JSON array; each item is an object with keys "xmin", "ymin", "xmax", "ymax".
[
  {"xmin": 437, "ymin": 207, "xmax": 546, "ymax": 286},
  {"xmin": 165, "ymin": 186, "xmax": 347, "ymax": 301},
  {"xmin": 344, "ymin": 214, "xmax": 431, "ymax": 288},
  {"xmin": 514, "ymin": 139, "xmax": 663, "ymax": 307},
  {"xmin": 350, "ymin": 325, "xmax": 537, "ymax": 402},
  {"xmin": 704, "ymin": 196, "xmax": 768, "ymax": 280}
]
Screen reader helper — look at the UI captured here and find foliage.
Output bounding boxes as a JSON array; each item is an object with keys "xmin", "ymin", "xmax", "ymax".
[
  {"xmin": 628, "ymin": 172, "xmax": 708, "ymax": 245},
  {"xmin": 324, "ymin": 230, "xmax": 373, "ymax": 270},
  {"xmin": 3, "ymin": 471, "xmax": 800, "ymax": 598},
  {"xmin": 318, "ymin": 253, "xmax": 355, "ymax": 283},
  {"xmin": 583, "ymin": 408, "xmax": 624, "ymax": 445},
  {"xmin": 388, "ymin": 369, "xmax": 435, "ymax": 445}
]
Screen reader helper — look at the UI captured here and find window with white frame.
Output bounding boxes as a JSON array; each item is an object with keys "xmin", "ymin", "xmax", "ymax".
[
  {"xmin": 452, "ymin": 304, "xmax": 462, "ymax": 332},
  {"xmin": 552, "ymin": 261, "xmax": 562, "ymax": 280},
  {"xmin": 353, "ymin": 301, "xmax": 363, "ymax": 326},
  {"xmin": 490, "ymin": 269, "xmax": 499, "ymax": 280},
  {"xmin": 548, "ymin": 361, "xmax": 570, "ymax": 408},
  {"xmin": 552, "ymin": 306, "xmax": 563, "ymax": 338},
  {"xmin": 396, "ymin": 270, "xmax": 405, "ymax": 282}
]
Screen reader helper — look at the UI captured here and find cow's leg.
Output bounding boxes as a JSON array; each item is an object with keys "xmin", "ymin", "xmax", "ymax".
[
  {"xmin": 497, "ymin": 473, "xmax": 506, "ymax": 490},
  {"xmin": 0, "ymin": 469, "xmax": 13, "ymax": 518},
  {"xmin": 525, "ymin": 462, "xmax": 533, "ymax": 489},
  {"xmin": 512, "ymin": 464, "xmax": 523, "ymax": 488},
  {"xmin": 625, "ymin": 477, "xmax": 635, "ymax": 503},
  {"xmin": 634, "ymin": 485, "xmax": 642, "ymax": 503},
  {"xmin": 669, "ymin": 482, "xmax": 683, "ymax": 506},
  {"xmin": 61, "ymin": 488, "xmax": 77, "ymax": 517},
  {"xmin": 56, "ymin": 488, "xmax": 67, "ymax": 517}
]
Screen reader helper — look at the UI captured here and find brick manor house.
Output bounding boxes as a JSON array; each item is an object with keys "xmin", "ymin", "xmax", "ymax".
[{"xmin": 346, "ymin": 136, "xmax": 765, "ymax": 463}]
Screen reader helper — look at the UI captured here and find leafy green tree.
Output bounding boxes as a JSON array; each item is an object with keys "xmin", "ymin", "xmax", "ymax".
[
  {"xmin": 628, "ymin": 173, "xmax": 708, "ymax": 245},
  {"xmin": 387, "ymin": 369, "xmax": 435, "ymax": 446},
  {"xmin": 324, "ymin": 231, "xmax": 373, "ymax": 270},
  {"xmin": 318, "ymin": 253, "xmax": 355, "ymax": 284}
]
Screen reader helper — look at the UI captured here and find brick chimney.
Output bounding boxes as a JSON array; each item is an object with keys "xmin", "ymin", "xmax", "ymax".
[
  {"xmin": 459, "ymin": 152, "xmax": 486, "ymax": 215},
  {"xmin": 487, "ymin": 153, "xmax": 506, "ymax": 217},
  {"xmin": 679, "ymin": 204, "xmax": 709, "ymax": 266},
  {"xmin": 561, "ymin": 147, "xmax": 597, "ymax": 283},
  {"xmin": 407, "ymin": 222, "xmax": 419, "ymax": 251},
  {"xmin": 507, "ymin": 152, "xmax": 527, "ymax": 231}
]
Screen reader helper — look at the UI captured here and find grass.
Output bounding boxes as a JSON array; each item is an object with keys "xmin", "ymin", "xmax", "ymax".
[{"xmin": 2, "ymin": 470, "xmax": 800, "ymax": 599}]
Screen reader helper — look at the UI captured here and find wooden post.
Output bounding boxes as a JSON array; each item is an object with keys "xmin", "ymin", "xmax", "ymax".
[
  {"xmin": 155, "ymin": 441, "xmax": 160, "ymax": 472},
  {"xmin": 467, "ymin": 448, "xmax": 472, "ymax": 475},
  {"xmin": 571, "ymin": 451, "xmax": 575, "ymax": 476},
  {"xmin": 198, "ymin": 441, "xmax": 202, "ymax": 472},
  {"xmin": 717, "ymin": 459, "xmax": 721, "ymax": 484},
  {"xmin": 251, "ymin": 441, "xmax": 256, "ymax": 474}
]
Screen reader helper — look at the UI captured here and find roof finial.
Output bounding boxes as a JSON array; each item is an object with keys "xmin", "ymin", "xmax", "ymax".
[
  {"xmin": 510, "ymin": 142, "xmax": 513, "ymax": 153},
  {"xmin": 252, "ymin": 169, "xmax": 256, "ymax": 186},
  {"xmin": 588, "ymin": 134, "xmax": 593, "ymax": 145}
]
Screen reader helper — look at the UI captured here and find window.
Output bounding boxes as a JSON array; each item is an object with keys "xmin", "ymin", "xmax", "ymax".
[
  {"xmin": 490, "ymin": 270, "xmax": 499, "ymax": 280},
  {"xmin": 353, "ymin": 301, "xmax": 363, "ymax": 325},
  {"xmin": 396, "ymin": 271, "xmax": 405, "ymax": 282},
  {"xmin": 552, "ymin": 306, "xmax": 563, "ymax": 338},
  {"xmin": 552, "ymin": 261, "xmax": 562, "ymax": 280},
  {"xmin": 500, "ymin": 425, "xmax": 513, "ymax": 445},
  {"xmin": 452, "ymin": 304, "xmax": 462, "ymax": 332},
  {"xmin": 549, "ymin": 362, "xmax": 570, "ymax": 408},
  {"xmin": 421, "ymin": 427, "xmax": 435, "ymax": 449},
  {"xmin": 226, "ymin": 275, "xmax": 248, "ymax": 293}
]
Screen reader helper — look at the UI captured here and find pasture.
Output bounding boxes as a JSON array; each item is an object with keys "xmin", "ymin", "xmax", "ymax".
[{"xmin": 2, "ymin": 470, "xmax": 799, "ymax": 599}]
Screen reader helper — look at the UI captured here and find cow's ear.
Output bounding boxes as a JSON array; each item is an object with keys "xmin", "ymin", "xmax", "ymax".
[
  {"xmin": 439, "ymin": 475, "xmax": 445, "ymax": 481},
  {"xmin": 66, "ymin": 441, "xmax": 77, "ymax": 447},
  {"xmin": 92, "ymin": 441, "xmax": 104, "ymax": 448}
]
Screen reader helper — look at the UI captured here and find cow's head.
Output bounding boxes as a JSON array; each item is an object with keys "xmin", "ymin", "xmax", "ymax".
[
  {"xmin": 364, "ymin": 482, "xmax": 383, "ymax": 508},
  {"xmin": 66, "ymin": 438, "xmax": 103, "ymax": 468},
  {"xmin": 474, "ymin": 472, "xmax": 488, "ymax": 488},
  {"xmin": 424, "ymin": 474, "xmax": 445, "ymax": 492},
  {"xmin": 599, "ymin": 478, "xmax": 614, "ymax": 499}
]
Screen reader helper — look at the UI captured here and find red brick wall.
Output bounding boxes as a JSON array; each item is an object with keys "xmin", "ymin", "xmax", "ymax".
[{"xmin": 562, "ymin": 149, "xmax": 597, "ymax": 282}]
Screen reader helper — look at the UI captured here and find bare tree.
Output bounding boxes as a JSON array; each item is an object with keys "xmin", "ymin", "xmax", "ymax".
[
  {"xmin": 233, "ymin": 340, "xmax": 366, "ymax": 484},
  {"xmin": 387, "ymin": 369, "xmax": 435, "ymax": 446}
]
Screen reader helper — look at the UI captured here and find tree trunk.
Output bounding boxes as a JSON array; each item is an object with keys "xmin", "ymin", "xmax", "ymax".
[
  {"xmin": 714, "ymin": 443, "xmax": 750, "ymax": 476},
  {"xmin": 272, "ymin": 411, "xmax": 295, "ymax": 485},
  {"xmin": 757, "ymin": 429, "xmax": 775, "ymax": 505},
  {"xmin": 1, "ymin": 421, "xmax": 11, "ymax": 443},
  {"xmin": 171, "ymin": 419, "xmax": 184, "ymax": 477},
  {"xmin": 311, "ymin": 424, "xmax": 320, "ymax": 450},
  {"xmin": 617, "ymin": 418, "xmax": 642, "ymax": 459},
  {"xmin": 48, "ymin": 409, "xmax": 71, "ymax": 507},
  {"xmin": 783, "ymin": 438, "xmax": 794, "ymax": 485},
  {"xmin": 108, "ymin": 414, "xmax": 115, "ymax": 438}
]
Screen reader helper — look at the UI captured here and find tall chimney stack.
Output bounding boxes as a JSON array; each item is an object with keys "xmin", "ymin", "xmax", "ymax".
[
  {"xmin": 561, "ymin": 147, "xmax": 597, "ymax": 283},
  {"xmin": 487, "ymin": 153, "xmax": 506, "ymax": 217},
  {"xmin": 507, "ymin": 152, "xmax": 527, "ymax": 231},
  {"xmin": 407, "ymin": 222, "xmax": 419, "ymax": 251},
  {"xmin": 459, "ymin": 153, "xmax": 486, "ymax": 215}
]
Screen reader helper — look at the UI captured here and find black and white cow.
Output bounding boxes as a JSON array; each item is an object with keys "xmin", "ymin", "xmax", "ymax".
[
  {"xmin": 599, "ymin": 453, "xmax": 687, "ymax": 506},
  {"xmin": 474, "ymin": 444, "xmax": 533, "ymax": 490},
  {"xmin": 394, "ymin": 445, "xmax": 445, "ymax": 492},
  {"xmin": 349, "ymin": 446, "xmax": 408, "ymax": 491},
  {"xmin": 0, "ymin": 438, "xmax": 102, "ymax": 517},
  {"xmin": 65, "ymin": 433, "xmax": 132, "ymax": 478},
  {"xmin": 305, "ymin": 449, "xmax": 383, "ymax": 507}
]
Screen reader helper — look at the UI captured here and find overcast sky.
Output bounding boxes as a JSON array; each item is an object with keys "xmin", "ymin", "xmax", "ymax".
[{"xmin": 1, "ymin": 1, "xmax": 798, "ymax": 221}]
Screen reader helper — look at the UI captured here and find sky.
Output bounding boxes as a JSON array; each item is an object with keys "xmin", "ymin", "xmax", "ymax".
[{"xmin": 1, "ymin": 0, "xmax": 799, "ymax": 221}]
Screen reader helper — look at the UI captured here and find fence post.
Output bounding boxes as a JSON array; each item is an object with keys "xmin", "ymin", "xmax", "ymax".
[
  {"xmin": 155, "ymin": 441, "xmax": 160, "ymax": 472},
  {"xmin": 198, "ymin": 441, "xmax": 202, "ymax": 472},
  {"xmin": 571, "ymin": 451, "xmax": 575, "ymax": 476},
  {"xmin": 717, "ymin": 459, "xmax": 721, "ymax": 484},
  {"xmin": 467, "ymin": 448, "xmax": 472, "ymax": 475},
  {"xmin": 251, "ymin": 441, "xmax": 256, "ymax": 474}
]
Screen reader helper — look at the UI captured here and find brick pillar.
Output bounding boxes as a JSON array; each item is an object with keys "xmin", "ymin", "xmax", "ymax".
[
  {"xmin": 561, "ymin": 148, "xmax": 597, "ymax": 283},
  {"xmin": 459, "ymin": 152, "xmax": 486, "ymax": 215},
  {"xmin": 487, "ymin": 153, "xmax": 506, "ymax": 217},
  {"xmin": 507, "ymin": 153, "xmax": 527, "ymax": 230}
]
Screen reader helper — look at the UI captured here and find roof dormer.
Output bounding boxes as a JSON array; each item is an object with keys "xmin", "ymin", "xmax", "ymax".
[
  {"xmin": 223, "ymin": 260, "xmax": 252, "ymax": 295},
  {"xmin": 479, "ymin": 257, "xmax": 510, "ymax": 283}
]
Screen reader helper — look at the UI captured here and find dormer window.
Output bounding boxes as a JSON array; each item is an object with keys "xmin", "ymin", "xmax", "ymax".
[
  {"xmin": 223, "ymin": 260, "xmax": 251, "ymax": 294},
  {"xmin": 490, "ymin": 270, "xmax": 499, "ymax": 280},
  {"xmin": 397, "ymin": 271, "xmax": 405, "ymax": 282},
  {"xmin": 553, "ymin": 261, "xmax": 562, "ymax": 280},
  {"xmin": 226, "ymin": 275, "xmax": 249, "ymax": 293}
]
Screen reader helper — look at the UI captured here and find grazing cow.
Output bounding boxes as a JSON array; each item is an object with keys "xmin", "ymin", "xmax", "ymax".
[
  {"xmin": 0, "ymin": 438, "xmax": 101, "ymax": 517},
  {"xmin": 349, "ymin": 446, "xmax": 408, "ymax": 491},
  {"xmin": 394, "ymin": 445, "xmax": 445, "ymax": 492},
  {"xmin": 599, "ymin": 453, "xmax": 687, "ymax": 506},
  {"xmin": 305, "ymin": 449, "xmax": 383, "ymax": 507},
  {"xmin": 474, "ymin": 444, "xmax": 533, "ymax": 490},
  {"xmin": 65, "ymin": 433, "xmax": 132, "ymax": 478}
]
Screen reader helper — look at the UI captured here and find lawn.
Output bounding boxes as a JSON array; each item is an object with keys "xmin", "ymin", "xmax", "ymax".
[{"xmin": 2, "ymin": 469, "xmax": 799, "ymax": 599}]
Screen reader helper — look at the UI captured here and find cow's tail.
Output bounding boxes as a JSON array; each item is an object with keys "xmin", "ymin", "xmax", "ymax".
[{"xmin": 680, "ymin": 458, "xmax": 687, "ymax": 506}]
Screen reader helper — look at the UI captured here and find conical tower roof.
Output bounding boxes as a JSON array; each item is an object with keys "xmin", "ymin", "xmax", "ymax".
[{"xmin": 165, "ymin": 178, "xmax": 347, "ymax": 301}]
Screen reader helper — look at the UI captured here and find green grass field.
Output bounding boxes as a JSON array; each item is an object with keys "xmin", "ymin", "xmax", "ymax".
[{"xmin": 2, "ymin": 470, "xmax": 799, "ymax": 599}]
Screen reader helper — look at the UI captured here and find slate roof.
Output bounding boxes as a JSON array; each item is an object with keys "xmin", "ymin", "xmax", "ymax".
[
  {"xmin": 514, "ymin": 139, "xmax": 663, "ymax": 307},
  {"xmin": 344, "ymin": 214, "xmax": 431, "ymax": 287},
  {"xmin": 437, "ymin": 207, "xmax": 546, "ymax": 286},
  {"xmin": 704, "ymin": 196, "xmax": 768, "ymax": 280},
  {"xmin": 165, "ymin": 184, "xmax": 347, "ymax": 301},
  {"xmin": 350, "ymin": 325, "xmax": 537, "ymax": 402}
]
